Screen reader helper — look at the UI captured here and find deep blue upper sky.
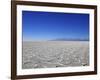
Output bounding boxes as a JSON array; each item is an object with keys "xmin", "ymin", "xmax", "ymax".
[{"xmin": 22, "ymin": 11, "xmax": 89, "ymax": 41}]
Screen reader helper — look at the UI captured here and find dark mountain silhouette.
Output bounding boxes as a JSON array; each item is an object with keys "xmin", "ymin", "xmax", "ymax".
[{"xmin": 49, "ymin": 38, "xmax": 89, "ymax": 41}]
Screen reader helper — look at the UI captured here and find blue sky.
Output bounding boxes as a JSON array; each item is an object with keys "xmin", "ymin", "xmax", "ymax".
[{"xmin": 22, "ymin": 11, "xmax": 89, "ymax": 41}]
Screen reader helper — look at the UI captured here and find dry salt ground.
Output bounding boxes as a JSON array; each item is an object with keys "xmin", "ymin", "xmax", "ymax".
[{"xmin": 22, "ymin": 41, "xmax": 89, "ymax": 69}]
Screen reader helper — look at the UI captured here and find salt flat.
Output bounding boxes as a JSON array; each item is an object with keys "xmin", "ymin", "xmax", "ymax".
[{"xmin": 22, "ymin": 41, "xmax": 89, "ymax": 69}]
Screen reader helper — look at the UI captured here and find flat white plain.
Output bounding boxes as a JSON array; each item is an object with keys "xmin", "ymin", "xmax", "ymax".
[{"xmin": 22, "ymin": 41, "xmax": 89, "ymax": 69}]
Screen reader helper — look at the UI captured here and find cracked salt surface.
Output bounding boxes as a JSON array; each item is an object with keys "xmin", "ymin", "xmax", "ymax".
[{"xmin": 22, "ymin": 41, "xmax": 89, "ymax": 69}]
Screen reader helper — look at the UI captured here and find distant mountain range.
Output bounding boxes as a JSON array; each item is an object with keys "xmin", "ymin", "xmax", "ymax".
[{"xmin": 49, "ymin": 38, "xmax": 89, "ymax": 41}]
